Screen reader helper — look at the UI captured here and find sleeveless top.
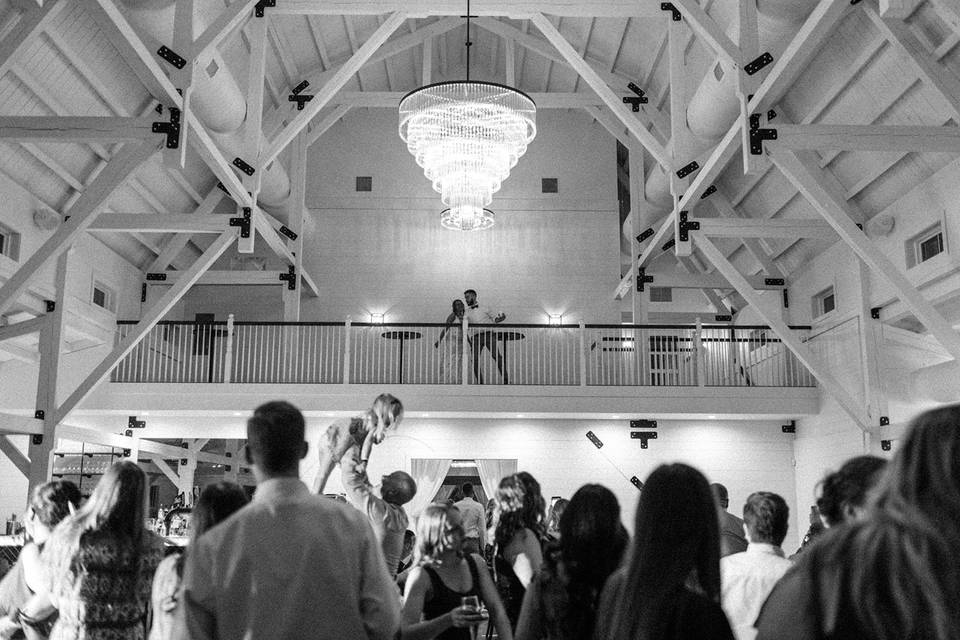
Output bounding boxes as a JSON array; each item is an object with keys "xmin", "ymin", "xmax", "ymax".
[
  {"xmin": 422, "ymin": 555, "xmax": 483, "ymax": 640},
  {"xmin": 494, "ymin": 553, "xmax": 525, "ymax": 628}
]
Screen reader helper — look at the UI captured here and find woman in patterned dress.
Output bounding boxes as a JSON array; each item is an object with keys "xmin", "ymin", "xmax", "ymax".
[{"xmin": 9, "ymin": 461, "xmax": 164, "ymax": 640}]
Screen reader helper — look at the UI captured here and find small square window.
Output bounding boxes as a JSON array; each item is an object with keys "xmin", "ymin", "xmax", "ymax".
[
  {"xmin": 907, "ymin": 223, "xmax": 944, "ymax": 267},
  {"xmin": 541, "ymin": 178, "xmax": 558, "ymax": 193},
  {"xmin": 356, "ymin": 176, "xmax": 372, "ymax": 192},
  {"xmin": 0, "ymin": 223, "xmax": 20, "ymax": 261},
  {"xmin": 649, "ymin": 286, "xmax": 672, "ymax": 302},
  {"xmin": 812, "ymin": 286, "xmax": 835, "ymax": 319},
  {"xmin": 92, "ymin": 281, "xmax": 116, "ymax": 313}
]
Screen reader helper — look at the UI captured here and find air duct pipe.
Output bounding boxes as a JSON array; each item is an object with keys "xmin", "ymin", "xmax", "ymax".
[
  {"xmin": 623, "ymin": 0, "xmax": 821, "ymax": 252},
  {"xmin": 119, "ymin": 0, "xmax": 292, "ymax": 213}
]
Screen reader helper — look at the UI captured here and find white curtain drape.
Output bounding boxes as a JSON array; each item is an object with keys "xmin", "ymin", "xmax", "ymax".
[
  {"xmin": 475, "ymin": 459, "xmax": 518, "ymax": 501},
  {"xmin": 408, "ymin": 458, "xmax": 453, "ymax": 519}
]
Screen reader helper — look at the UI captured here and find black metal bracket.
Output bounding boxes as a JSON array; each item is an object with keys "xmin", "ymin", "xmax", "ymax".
[
  {"xmin": 636, "ymin": 268, "xmax": 655, "ymax": 292},
  {"xmin": 32, "ymin": 434, "xmax": 43, "ymax": 445},
  {"xmin": 715, "ymin": 314, "xmax": 733, "ymax": 322},
  {"xmin": 767, "ymin": 109, "xmax": 778, "ymax": 122},
  {"xmin": 630, "ymin": 476, "xmax": 644, "ymax": 491},
  {"xmin": 701, "ymin": 185, "xmax": 717, "ymax": 199},
  {"xmin": 622, "ymin": 95, "xmax": 646, "ymax": 112},
  {"xmin": 586, "ymin": 431, "xmax": 604, "ymax": 449},
  {"xmin": 288, "ymin": 80, "xmax": 314, "ymax": 111},
  {"xmin": 225, "ymin": 451, "xmax": 232, "ymax": 472},
  {"xmin": 229, "ymin": 207, "xmax": 252, "ymax": 239},
  {"xmin": 34, "ymin": 409, "xmax": 45, "ymax": 420},
  {"xmin": 145, "ymin": 273, "xmax": 167, "ymax": 282},
  {"xmin": 125, "ymin": 429, "xmax": 133, "ymax": 437},
  {"xmin": 765, "ymin": 277, "xmax": 785, "ymax": 286},
  {"xmin": 678, "ymin": 211, "xmax": 700, "ymax": 242},
  {"xmin": 631, "ymin": 431, "xmax": 658, "ymax": 449},
  {"xmin": 180, "ymin": 442, "xmax": 189, "ymax": 466},
  {"xmin": 662, "ymin": 238, "xmax": 676, "ymax": 251},
  {"xmin": 676, "ymin": 160, "xmax": 700, "ymax": 179},
  {"xmin": 45, "ymin": 300, "xmax": 55, "ymax": 313},
  {"xmin": 881, "ymin": 439, "xmax": 892, "ymax": 451},
  {"xmin": 157, "ymin": 45, "xmax": 187, "ymax": 69},
  {"xmin": 660, "ymin": 2, "xmax": 681, "ymax": 21},
  {"xmin": 782, "ymin": 420, "xmax": 796, "ymax": 434},
  {"xmin": 783, "ymin": 288, "xmax": 790, "ymax": 308},
  {"xmin": 637, "ymin": 227, "xmax": 655, "ymax": 244},
  {"xmin": 871, "ymin": 307, "xmax": 882, "ymax": 319},
  {"xmin": 152, "ymin": 106, "xmax": 181, "ymax": 149},
  {"xmin": 233, "ymin": 157, "xmax": 255, "ymax": 176},
  {"xmin": 279, "ymin": 265, "xmax": 297, "ymax": 291},
  {"xmin": 279, "ymin": 225, "xmax": 298, "ymax": 241},
  {"xmin": 254, "ymin": 0, "xmax": 275, "ymax": 17},
  {"xmin": 630, "ymin": 419, "xmax": 658, "ymax": 429},
  {"xmin": 749, "ymin": 113, "xmax": 777, "ymax": 156},
  {"xmin": 744, "ymin": 52, "xmax": 773, "ymax": 76},
  {"xmin": 128, "ymin": 416, "xmax": 146, "ymax": 429},
  {"xmin": 141, "ymin": 283, "xmax": 147, "ymax": 303},
  {"xmin": 880, "ymin": 416, "xmax": 890, "ymax": 426}
]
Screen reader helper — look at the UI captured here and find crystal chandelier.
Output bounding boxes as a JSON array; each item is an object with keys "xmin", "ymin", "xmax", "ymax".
[{"xmin": 398, "ymin": 3, "xmax": 536, "ymax": 231}]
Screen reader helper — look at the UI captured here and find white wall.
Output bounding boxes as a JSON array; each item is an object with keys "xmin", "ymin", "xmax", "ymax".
[
  {"xmin": 307, "ymin": 416, "xmax": 801, "ymax": 543},
  {"xmin": 0, "ymin": 436, "xmax": 29, "ymax": 517}
]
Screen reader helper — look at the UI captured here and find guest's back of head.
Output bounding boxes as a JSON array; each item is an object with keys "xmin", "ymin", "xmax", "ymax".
[
  {"xmin": 494, "ymin": 472, "xmax": 544, "ymax": 547},
  {"xmin": 742, "ymin": 491, "xmax": 789, "ymax": 547},
  {"xmin": 816, "ymin": 455, "xmax": 887, "ymax": 526},
  {"xmin": 247, "ymin": 400, "xmax": 306, "ymax": 475},
  {"xmin": 30, "ymin": 479, "xmax": 81, "ymax": 533},
  {"xmin": 75, "ymin": 460, "xmax": 148, "ymax": 544}
]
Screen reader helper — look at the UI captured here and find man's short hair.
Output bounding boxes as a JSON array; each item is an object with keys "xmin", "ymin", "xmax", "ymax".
[
  {"xmin": 247, "ymin": 401, "xmax": 305, "ymax": 474},
  {"xmin": 382, "ymin": 471, "xmax": 417, "ymax": 506},
  {"xmin": 710, "ymin": 482, "xmax": 729, "ymax": 509},
  {"xmin": 742, "ymin": 491, "xmax": 789, "ymax": 546},
  {"xmin": 463, "ymin": 289, "xmax": 477, "ymax": 296},
  {"xmin": 461, "ymin": 482, "xmax": 474, "ymax": 497}
]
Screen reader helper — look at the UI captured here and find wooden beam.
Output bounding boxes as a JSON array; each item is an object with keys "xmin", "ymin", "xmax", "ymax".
[
  {"xmin": 148, "ymin": 270, "xmax": 286, "ymax": 286},
  {"xmin": 187, "ymin": 112, "xmax": 253, "ymax": 207},
  {"xmin": 0, "ymin": 315, "xmax": 47, "ymax": 342},
  {"xmin": 769, "ymin": 147, "xmax": 960, "ymax": 362},
  {"xmin": 0, "ymin": 116, "xmax": 158, "ymax": 141},
  {"xmin": 879, "ymin": 0, "xmax": 922, "ymax": 18},
  {"xmin": 669, "ymin": 0, "xmax": 741, "ymax": 68},
  {"xmin": 152, "ymin": 457, "xmax": 181, "ymax": 487},
  {"xmin": 328, "ymin": 90, "xmax": 607, "ymax": 108},
  {"xmin": 696, "ymin": 235, "xmax": 869, "ymax": 431},
  {"xmin": 269, "ymin": 1, "xmax": 667, "ymax": 17},
  {"xmin": 698, "ymin": 218, "xmax": 838, "ymax": 240},
  {"xmin": 89, "ymin": 213, "xmax": 233, "ymax": 233},
  {"xmin": 55, "ymin": 230, "xmax": 236, "ymax": 424},
  {"xmin": 306, "ymin": 104, "xmax": 351, "ymax": 147},
  {"xmin": 192, "ymin": 0, "xmax": 258, "ymax": 62},
  {"xmin": 0, "ymin": 140, "xmax": 158, "ymax": 317},
  {"xmin": 530, "ymin": 13, "xmax": 672, "ymax": 169},
  {"xmin": 706, "ymin": 194, "xmax": 785, "ymax": 279},
  {"xmin": 0, "ymin": 0, "xmax": 66, "ymax": 79},
  {"xmin": 0, "ymin": 413, "xmax": 43, "ymax": 435},
  {"xmin": 774, "ymin": 124, "xmax": 960, "ymax": 152},
  {"xmin": 0, "ymin": 436, "xmax": 29, "ymax": 477},
  {"xmin": 262, "ymin": 12, "xmax": 405, "ymax": 167},
  {"xmin": 669, "ymin": 16, "xmax": 693, "ymax": 256},
  {"xmin": 644, "ymin": 270, "xmax": 783, "ymax": 290},
  {"xmin": 242, "ymin": 13, "xmax": 268, "ymax": 200}
]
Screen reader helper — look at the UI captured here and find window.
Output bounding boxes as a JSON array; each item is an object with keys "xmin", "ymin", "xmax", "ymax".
[
  {"xmin": 0, "ymin": 222, "xmax": 20, "ymax": 261},
  {"xmin": 355, "ymin": 176, "xmax": 372, "ymax": 192},
  {"xmin": 906, "ymin": 223, "xmax": 944, "ymax": 268},
  {"xmin": 541, "ymin": 178, "xmax": 558, "ymax": 193},
  {"xmin": 92, "ymin": 280, "xmax": 116, "ymax": 313},
  {"xmin": 812, "ymin": 286, "xmax": 836, "ymax": 319},
  {"xmin": 649, "ymin": 286, "xmax": 672, "ymax": 302}
]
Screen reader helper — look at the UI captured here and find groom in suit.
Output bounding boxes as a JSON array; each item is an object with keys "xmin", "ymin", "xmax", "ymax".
[{"xmin": 463, "ymin": 289, "xmax": 507, "ymax": 383}]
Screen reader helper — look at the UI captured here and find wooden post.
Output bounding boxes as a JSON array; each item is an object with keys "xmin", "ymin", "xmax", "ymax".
[
  {"xmin": 579, "ymin": 322, "xmax": 587, "ymax": 387},
  {"xmin": 223, "ymin": 313, "xmax": 235, "ymax": 383},
  {"xmin": 694, "ymin": 317, "xmax": 705, "ymax": 387},
  {"xmin": 343, "ymin": 317, "xmax": 352, "ymax": 384},
  {"xmin": 461, "ymin": 315, "xmax": 470, "ymax": 386}
]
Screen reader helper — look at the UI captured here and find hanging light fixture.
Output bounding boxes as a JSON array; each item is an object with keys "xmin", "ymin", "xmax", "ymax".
[{"xmin": 399, "ymin": 1, "xmax": 536, "ymax": 231}]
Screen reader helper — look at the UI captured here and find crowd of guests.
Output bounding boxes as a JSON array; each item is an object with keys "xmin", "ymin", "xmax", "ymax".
[{"xmin": 0, "ymin": 399, "xmax": 957, "ymax": 640}]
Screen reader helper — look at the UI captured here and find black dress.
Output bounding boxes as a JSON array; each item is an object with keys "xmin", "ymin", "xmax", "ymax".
[{"xmin": 422, "ymin": 555, "xmax": 483, "ymax": 640}]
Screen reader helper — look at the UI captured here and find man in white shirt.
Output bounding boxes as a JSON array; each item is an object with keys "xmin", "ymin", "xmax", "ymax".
[
  {"xmin": 175, "ymin": 400, "xmax": 401, "ymax": 640},
  {"xmin": 453, "ymin": 482, "xmax": 485, "ymax": 556},
  {"xmin": 463, "ymin": 288, "xmax": 507, "ymax": 383},
  {"xmin": 720, "ymin": 491, "xmax": 793, "ymax": 640},
  {"xmin": 341, "ymin": 452, "xmax": 417, "ymax": 579}
]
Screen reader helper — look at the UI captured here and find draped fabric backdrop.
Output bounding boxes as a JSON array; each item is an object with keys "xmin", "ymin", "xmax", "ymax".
[
  {"xmin": 475, "ymin": 459, "xmax": 518, "ymax": 502},
  {"xmin": 408, "ymin": 458, "xmax": 453, "ymax": 520}
]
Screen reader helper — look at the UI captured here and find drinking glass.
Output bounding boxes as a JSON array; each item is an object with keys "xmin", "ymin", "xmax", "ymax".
[{"xmin": 461, "ymin": 596, "xmax": 481, "ymax": 640}]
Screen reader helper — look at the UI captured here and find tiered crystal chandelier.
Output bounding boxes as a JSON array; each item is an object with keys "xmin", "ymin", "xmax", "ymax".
[{"xmin": 398, "ymin": 3, "xmax": 536, "ymax": 231}]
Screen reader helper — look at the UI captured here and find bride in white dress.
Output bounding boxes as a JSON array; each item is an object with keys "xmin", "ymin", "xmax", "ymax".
[{"xmin": 435, "ymin": 299, "xmax": 465, "ymax": 383}]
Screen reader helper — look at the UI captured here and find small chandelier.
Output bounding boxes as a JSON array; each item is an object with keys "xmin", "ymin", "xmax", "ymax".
[{"xmin": 399, "ymin": 2, "xmax": 536, "ymax": 231}]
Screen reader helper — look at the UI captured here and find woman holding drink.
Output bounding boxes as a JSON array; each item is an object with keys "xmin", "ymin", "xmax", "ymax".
[{"xmin": 402, "ymin": 503, "xmax": 513, "ymax": 640}]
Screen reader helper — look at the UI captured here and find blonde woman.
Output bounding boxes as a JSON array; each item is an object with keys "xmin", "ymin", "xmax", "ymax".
[
  {"xmin": 314, "ymin": 393, "xmax": 403, "ymax": 493},
  {"xmin": 402, "ymin": 504, "xmax": 513, "ymax": 640},
  {"xmin": 435, "ymin": 299, "xmax": 465, "ymax": 384}
]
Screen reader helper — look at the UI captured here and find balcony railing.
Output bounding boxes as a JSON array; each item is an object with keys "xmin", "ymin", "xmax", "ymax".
[{"xmin": 110, "ymin": 318, "xmax": 816, "ymax": 388}]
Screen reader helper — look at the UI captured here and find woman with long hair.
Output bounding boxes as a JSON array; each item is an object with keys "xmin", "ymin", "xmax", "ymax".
[
  {"xmin": 594, "ymin": 464, "xmax": 734, "ymax": 640},
  {"xmin": 7, "ymin": 461, "xmax": 164, "ymax": 640},
  {"xmin": 543, "ymin": 498, "xmax": 568, "ymax": 542},
  {"xmin": 516, "ymin": 484, "xmax": 628, "ymax": 640},
  {"xmin": 493, "ymin": 472, "xmax": 546, "ymax": 628},
  {"xmin": 435, "ymin": 299, "xmax": 466, "ymax": 383},
  {"xmin": 756, "ymin": 406, "xmax": 960, "ymax": 640},
  {"xmin": 402, "ymin": 503, "xmax": 513, "ymax": 640},
  {"xmin": 0, "ymin": 480, "xmax": 80, "ymax": 632},
  {"xmin": 149, "ymin": 481, "xmax": 248, "ymax": 640},
  {"xmin": 815, "ymin": 454, "xmax": 887, "ymax": 527}
]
